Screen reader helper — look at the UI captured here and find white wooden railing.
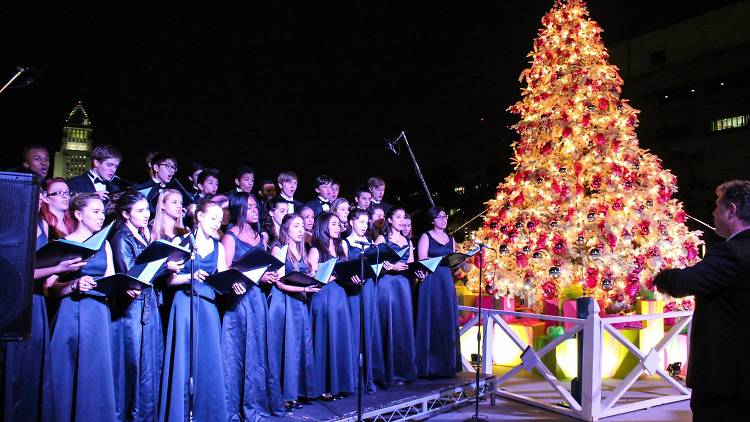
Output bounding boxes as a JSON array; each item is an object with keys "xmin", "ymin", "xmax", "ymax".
[{"xmin": 458, "ymin": 301, "xmax": 693, "ymax": 421}]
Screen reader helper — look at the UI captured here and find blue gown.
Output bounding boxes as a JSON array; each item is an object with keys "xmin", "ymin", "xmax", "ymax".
[
  {"xmin": 50, "ymin": 243, "xmax": 117, "ymax": 421},
  {"xmin": 415, "ymin": 233, "xmax": 459, "ymax": 378},
  {"xmin": 310, "ymin": 253, "xmax": 355, "ymax": 397},
  {"xmin": 221, "ymin": 232, "xmax": 283, "ymax": 420},
  {"xmin": 159, "ymin": 238, "xmax": 227, "ymax": 422},
  {"xmin": 110, "ymin": 226, "xmax": 164, "ymax": 421},
  {"xmin": 345, "ymin": 240, "xmax": 385, "ymax": 393},
  {"xmin": 0, "ymin": 221, "xmax": 55, "ymax": 422},
  {"xmin": 267, "ymin": 257, "xmax": 315, "ymax": 402},
  {"xmin": 377, "ymin": 239, "xmax": 417, "ymax": 386}
]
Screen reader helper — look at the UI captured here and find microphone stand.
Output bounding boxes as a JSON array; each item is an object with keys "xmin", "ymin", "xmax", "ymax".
[
  {"xmin": 355, "ymin": 241, "xmax": 379, "ymax": 421},
  {"xmin": 0, "ymin": 67, "xmax": 26, "ymax": 95},
  {"xmin": 465, "ymin": 243, "xmax": 487, "ymax": 422},
  {"xmin": 387, "ymin": 131, "xmax": 435, "ymax": 207},
  {"xmin": 187, "ymin": 229, "xmax": 199, "ymax": 422}
]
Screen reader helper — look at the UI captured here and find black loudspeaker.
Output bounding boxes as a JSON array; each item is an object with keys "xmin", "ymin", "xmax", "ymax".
[{"xmin": 0, "ymin": 171, "xmax": 40, "ymax": 341}]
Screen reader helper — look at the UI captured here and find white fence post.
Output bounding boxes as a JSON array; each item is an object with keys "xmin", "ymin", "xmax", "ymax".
[
  {"xmin": 482, "ymin": 309, "xmax": 494, "ymax": 374},
  {"xmin": 580, "ymin": 298, "xmax": 602, "ymax": 421}
]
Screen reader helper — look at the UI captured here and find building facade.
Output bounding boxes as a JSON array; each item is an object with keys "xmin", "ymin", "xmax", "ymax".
[{"xmin": 53, "ymin": 101, "xmax": 93, "ymax": 179}]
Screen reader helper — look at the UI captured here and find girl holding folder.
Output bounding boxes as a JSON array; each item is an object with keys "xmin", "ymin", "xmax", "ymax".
[
  {"xmin": 268, "ymin": 214, "xmax": 318, "ymax": 411},
  {"xmin": 220, "ymin": 192, "xmax": 284, "ymax": 418},
  {"xmin": 415, "ymin": 206, "xmax": 459, "ymax": 378},
  {"xmin": 374, "ymin": 206, "xmax": 419, "ymax": 387},
  {"xmin": 308, "ymin": 212, "xmax": 356, "ymax": 400},
  {"xmin": 48, "ymin": 193, "xmax": 118, "ymax": 420},
  {"xmin": 160, "ymin": 200, "xmax": 228, "ymax": 422}
]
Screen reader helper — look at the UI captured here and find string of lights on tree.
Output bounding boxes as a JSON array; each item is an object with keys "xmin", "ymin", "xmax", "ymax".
[{"xmin": 464, "ymin": 0, "xmax": 702, "ymax": 313}]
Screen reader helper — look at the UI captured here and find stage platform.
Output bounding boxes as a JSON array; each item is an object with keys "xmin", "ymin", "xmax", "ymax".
[{"xmin": 267, "ymin": 372, "xmax": 495, "ymax": 421}]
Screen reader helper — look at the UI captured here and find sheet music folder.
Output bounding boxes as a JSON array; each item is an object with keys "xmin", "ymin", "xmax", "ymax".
[{"xmin": 35, "ymin": 223, "xmax": 114, "ymax": 269}]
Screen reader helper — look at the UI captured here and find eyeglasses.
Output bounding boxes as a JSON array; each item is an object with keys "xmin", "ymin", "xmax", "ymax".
[
  {"xmin": 159, "ymin": 163, "xmax": 178, "ymax": 171},
  {"xmin": 435, "ymin": 215, "xmax": 448, "ymax": 220},
  {"xmin": 47, "ymin": 191, "xmax": 71, "ymax": 198}
]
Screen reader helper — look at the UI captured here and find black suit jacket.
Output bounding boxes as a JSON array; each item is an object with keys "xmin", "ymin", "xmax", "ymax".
[
  {"xmin": 654, "ymin": 228, "xmax": 750, "ymax": 399},
  {"xmin": 67, "ymin": 173, "xmax": 121, "ymax": 195},
  {"xmin": 305, "ymin": 197, "xmax": 331, "ymax": 217}
]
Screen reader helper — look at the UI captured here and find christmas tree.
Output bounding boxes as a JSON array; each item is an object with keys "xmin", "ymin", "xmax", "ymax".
[{"xmin": 468, "ymin": 0, "xmax": 702, "ymax": 312}]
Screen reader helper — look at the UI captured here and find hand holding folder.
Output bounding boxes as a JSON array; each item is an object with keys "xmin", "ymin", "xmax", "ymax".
[
  {"xmin": 282, "ymin": 257, "xmax": 337, "ymax": 287},
  {"xmin": 35, "ymin": 223, "xmax": 114, "ymax": 269},
  {"xmin": 440, "ymin": 248, "xmax": 480, "ymax": 269},
  {"xmin": 93, "ymin": 257, "xmax": 168, "ymax": 296},
  {"xmin": 204, "ymin": 265, "xmax": 271, "ymax": 295}
]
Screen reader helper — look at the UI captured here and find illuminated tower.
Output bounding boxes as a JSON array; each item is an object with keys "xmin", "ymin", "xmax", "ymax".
[{"xmin": 53, "ymin": 101, "xmax": 93, "ymax": 179}]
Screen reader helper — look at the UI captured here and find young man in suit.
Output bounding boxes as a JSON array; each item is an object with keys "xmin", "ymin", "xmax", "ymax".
[
  {"xmin": 367, "ymin": 176, "xmax": 391, "ymax": 214},
  {"xmin": 305, "ymin": 174, "xmax": 333, "ymax": 217},
  {"xmin": 13, "ymin": 144, "xmax": 50, "ymax": 180},
  {"xmin": 66, "ymin": 145, "xmax": 123, "ymax": 200},
  {"xmin": 654, "ymin": 180, "xmax": 750, "ymax": 421},
  {"xmin": 276, "ymin": 170, "xmax": 304, "ymax": 215}
]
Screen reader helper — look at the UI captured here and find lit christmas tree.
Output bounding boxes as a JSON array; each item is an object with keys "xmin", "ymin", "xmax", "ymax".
[{"xmin": 468, "ymin": 0, "xmax": 703, "ymax": 312}]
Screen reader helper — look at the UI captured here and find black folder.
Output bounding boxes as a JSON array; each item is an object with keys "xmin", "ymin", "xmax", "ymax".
[
  {"xmin": 93, "ymin": 256, "xmax": 166, "ymax": 296},
  {"xmin": 134, "ymin": 239, "xmax": 191, "ymax": 265},
  {"xmin": 282, "ymin": 257, "xmax": 337, "ymax": 287},
  {"xmin": 232, "ymin": 247, "xmax": 285, "ymax": 272},
  {"xmin": 35, "ymin": 223, "xmax": 114, "ymax": 269},
  {"xmin": 93, "ymin": 274, "xmax": 152, "ymax": 296},
  {"xmin": 204, "ymin": 266, "xmax": 269, "ymax": 295},
  {"xmin": 361, "ymin": 243, "xmax": 408, "ymax": 265},
  {"xmin": 440, "ymin": 248, "xmax": 479, "ymax": 269},
  {"xmin": 334, "ymin": 258, "xmax": 380, "ymax": 281}
]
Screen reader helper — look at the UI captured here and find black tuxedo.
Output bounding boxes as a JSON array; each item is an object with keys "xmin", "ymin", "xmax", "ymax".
[
  {"xmin": 67, "ymin": 173, "xmax": 120, "ymax": 195},
  {"xmin": 305, "ymin": 197, "xmax": 332, "ymax": 217},
  {"xmin": 654, "ymin": 228, "xmax": 750, "ymax": 410}
]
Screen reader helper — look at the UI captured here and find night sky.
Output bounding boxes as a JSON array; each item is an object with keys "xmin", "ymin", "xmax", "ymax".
[{"xmin": 0, "ymin": 1, "xmax": 740, "ymax": 199}]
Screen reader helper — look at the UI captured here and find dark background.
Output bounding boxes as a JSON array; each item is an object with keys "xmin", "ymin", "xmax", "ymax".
[{"xmin": 0, "ymin": 1, "xmax": 739, "ymax": 221}]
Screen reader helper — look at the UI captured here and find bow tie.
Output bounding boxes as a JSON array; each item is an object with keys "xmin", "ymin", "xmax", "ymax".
[{"xmin": 92, "ymin": 176, "xmax": 105, "ymax": 185}]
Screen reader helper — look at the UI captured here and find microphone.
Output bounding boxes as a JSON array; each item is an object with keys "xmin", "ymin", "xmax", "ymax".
[
  {"xmin": 472, "ymin": 240, "xmax": 496, "ymax": 251},
  {"xmin": 385, "ymin": 138, "xmax": 399, "ymax": 155}
]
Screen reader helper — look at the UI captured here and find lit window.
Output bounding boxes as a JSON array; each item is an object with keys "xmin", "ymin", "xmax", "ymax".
[
  {"xmin": 711, "ymin": 115, "xmax": 749, "ymax": 131},
  {"xmin": 454, "ymin": 186, "xmax": 465, "ymax": 195}
]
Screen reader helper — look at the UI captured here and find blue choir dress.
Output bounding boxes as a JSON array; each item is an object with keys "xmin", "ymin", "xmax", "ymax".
[
  {"xmin": 415, "ymin": 233, "xmax": 459, "ymax": 378},
  {"xmin": 376, "ymin": 239, "xmax": 417, "ymax": 386},
  {"xmin": 0, "ymin": 221, "xmax": 55, "ymax": 422},
  {"xmin": 267, "ymin": 256, "xmax": 315, "ymax": 402},
  {"xmin": 309, "ymin": 253, "xmax": 355, "ymax": 397},
  {"xmin": 110, "ymin": 225, "xmax": 164, "ymax": 421},
  {"xmin": 159, "ymin": 238, "xmax": 227, "ymax": 422},
  {"xmin": 221, "ymin": 232, "xmax": 284, "ymax": 420},
  {"xmin": 50, "ymin": 243, "xmax": 117, "ymax": 421},
  {"xmin": 345, "ymin": 240, "xmax": 385, "ymax": 392}
]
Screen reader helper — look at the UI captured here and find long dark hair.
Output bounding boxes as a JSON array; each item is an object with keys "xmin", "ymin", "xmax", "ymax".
[
  {"xmin": 382, "ymin": 206, "xmax": 406, "ymax": 240},
  {"xmin": 311, "ymin": 212, "xmax": 345, "ymax": 261},
  {"xmin": 276, "ymin": 213, "xmax": 308, "ymax": 270},
  {"xmin": 227, "ymin": 191, "xmax": 249, "ymax": 231},
  {"xmin": 113, "ymin": 190, "xmax": 147, "ymax": 228}
]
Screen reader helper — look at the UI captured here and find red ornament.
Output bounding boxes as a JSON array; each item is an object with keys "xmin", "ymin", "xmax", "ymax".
[
  {"xmin": 540, "ymin": 141, "xmax": 553, "ymax": 155},
  {"xmin": 542, "ymin": 281, "xmax": 557, "ymax": 299},
  {"xmin": 562, "ymin": 126, "xmax": 572, "ymax": 138},
  {"xmin": 606, "ymin": 233, "xmax": 617, "ymax": 250},
  {"xmin": 598, "ymin": 98, "xmax": 609, "ymax": 110},
  {"xmin": 581, "ymin": 114, "xmax": 591, "ymax": 127},
  {"xmin": 585, "ymin": 267, "xmax": 599, "ymax": 289},
  {"xmin": 612, "ymin": 197, "xmax": 624, "ymax": 211},
  {"xmin": 675, "ymin": 211, "xmax": 686, "ymax": 223},
  {"xmin": 515, "ymin": 251, "xmax": 528, "ymax": 268},
  {"xmin": 625, "ymin": 282, "xmax": 639, "ymax": 298},
  {"xmin": 594, "ymin": 133, "xmax": 606, "ymax": 146}
]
